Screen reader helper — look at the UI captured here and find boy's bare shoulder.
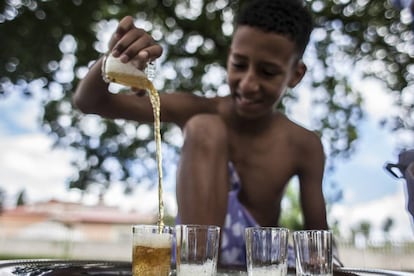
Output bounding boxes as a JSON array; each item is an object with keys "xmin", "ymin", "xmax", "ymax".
[
  {"xmin": 275, "ymin": 115, "xmax": 325, "ymax": 174},
  {"xmin": 276, "ymin": 113, "xmax": 323, "ymax": 150}
]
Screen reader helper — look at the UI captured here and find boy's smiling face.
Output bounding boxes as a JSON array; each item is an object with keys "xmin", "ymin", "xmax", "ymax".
[{"xmin": 227, "ymin": 25, "xmax": 306, "ymax": 120}]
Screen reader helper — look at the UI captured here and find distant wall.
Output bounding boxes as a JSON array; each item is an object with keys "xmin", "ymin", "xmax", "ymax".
[
  {"xmin": 337, "ymin": 241, "xmax": 414, "ymax": 272},
  {"xmin": 0, "ymin": 237, "xmax": 131, "ymax": 261}
]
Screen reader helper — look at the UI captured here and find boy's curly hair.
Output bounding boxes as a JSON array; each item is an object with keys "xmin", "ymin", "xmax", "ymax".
[{"xmin": 237, "ymin": 0, "xmax": 314, "ymax": 58}]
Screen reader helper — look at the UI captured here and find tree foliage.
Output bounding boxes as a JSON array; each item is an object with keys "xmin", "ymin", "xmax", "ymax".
[
  {"xmin": 382, "ymin": 217, "xmax": 394, "ymax": 235},
  {"xmin": 0, "ymin": 187, "xmax": 5, "ymax": 214},
  {"xmin": 279, "ymin": 184, "xmax": 304, "ymax": 231},
  {"xmin": 1, "ymin": 0, "xmax": 413, "ymax": 193},
  {"xmin": 16, "ymin": 189, "xmax": 26, "ymax": 206},
  {"xmin": 358, "ymin": 220, "xmax": 372, "ymax": 240}
]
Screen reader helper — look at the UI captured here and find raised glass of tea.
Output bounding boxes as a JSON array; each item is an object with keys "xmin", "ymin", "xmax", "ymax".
[{"xmin": 102, "ymin": 53, "xmax": 156, "ymax": 90}]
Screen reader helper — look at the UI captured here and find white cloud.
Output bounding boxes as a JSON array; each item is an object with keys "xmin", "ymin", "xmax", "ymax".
[
  {"xmin": 357, "ymin": 77, "xmax": 400, "ymax": 122},
  {"xmin": 0, "ymin": 132, "xmax": 179, "ymax": 215},
  {"xmin": 0, "ymin": 134, "xmax": 75, "ymax": 205},
  {"xmin": 330, "ymin": 184, "xmax": 414, "ymax": 242},
  {"xmin": 0, "ymin": 92, "xmax": 43, "ymax": 133},
  {"xmin": 103, "ymin": 182, "xmax": 177, "ymax": 216},
  {"xmin": 287, "ymin": 84, "xmax": 313, "ymax": 128}
]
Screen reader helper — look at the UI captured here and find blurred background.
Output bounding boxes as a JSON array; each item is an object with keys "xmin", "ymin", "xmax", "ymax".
[{"xmin": 0, "ymin": 0, "xmax": 414, "ymax": 271}]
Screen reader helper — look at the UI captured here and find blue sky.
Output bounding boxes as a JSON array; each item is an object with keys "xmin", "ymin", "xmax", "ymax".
[
  {"xmin": 330, "ymin": 118, "xmax": 399, "ymax": 204},
  {"xmin": 0, "ymin": 94, "xmax": 39, "ymax": 135},
  {"xmin": 0, "ymin": 81, "xmax": 413, "ymax": 241}
]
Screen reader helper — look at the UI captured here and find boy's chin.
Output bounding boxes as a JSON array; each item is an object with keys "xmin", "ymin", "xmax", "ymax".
[{"xmin": 234, "ymin": 108, "xmax": 266, "ymax": 121}]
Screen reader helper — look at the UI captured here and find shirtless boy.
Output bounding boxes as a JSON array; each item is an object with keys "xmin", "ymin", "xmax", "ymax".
[{"xmin": 73, "ymin": 0, "xmax": 329, "ymax": 267}]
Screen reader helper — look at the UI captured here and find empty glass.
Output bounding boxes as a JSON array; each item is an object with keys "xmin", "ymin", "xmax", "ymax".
[
  {"xmin": 175, "ymin": 224, "xmax": 221, "ymax": 276},
  {"xmin": 245, "ymin": 227, "xmax": 289, "ymax": 276},
  {"xmin": 293, "ymin": 230, "xmax": 333, "ymax": 276}
]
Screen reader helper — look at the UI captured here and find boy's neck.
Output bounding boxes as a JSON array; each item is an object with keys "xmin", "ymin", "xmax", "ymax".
[{"xmin": 229, "ymin": 108, "xmax": 278, "ymax": 135}]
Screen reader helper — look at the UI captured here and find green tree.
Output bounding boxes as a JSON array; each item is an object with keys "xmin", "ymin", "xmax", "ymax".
[
  {"xmin": 0, "ymin": 188, "xmax": 5, "ymax": 214},
  {"xmin": 16, "ymin": 189, "xmax": 26, "ymax": 206},
  {"xmin": 1, "ymin": 0, "xmax": 413, "ymax": 194},
  {"xmin": 382, "ymin": 217, "xmax": 394, "ymax": 240},
  {"xmin": 279, "ymin": 184, "xmax": 304, "ymax": 230},
  {"xmin": 358, "ymin": 220, "xmax": 372, "ymax": 241}
]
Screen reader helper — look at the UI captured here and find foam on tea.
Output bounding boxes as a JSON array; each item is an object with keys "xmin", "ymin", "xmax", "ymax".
[{"xmin": 133, "ymin": 232, "xmax": 173, "ymax": 248}]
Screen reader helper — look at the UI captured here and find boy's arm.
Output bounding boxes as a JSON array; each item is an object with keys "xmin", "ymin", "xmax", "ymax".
[
  {"xmin": 298, "ymin": 133, "xmax": 345, "ymax": 267},
  {"xmin": 73, "ymin": 16, "xmax": 218, "ymax": 126},
  {"xmin": 298, "ymin": 131, "xmax": 328, "ymax": 230},
  {"xmin": 73, "ymin": 58, "xmax": 218, "ymax": 127}
]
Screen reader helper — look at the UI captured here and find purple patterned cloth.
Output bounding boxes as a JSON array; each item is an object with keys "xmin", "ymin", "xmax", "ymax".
[
  {"xmin": 219, "ymin": 162, "xmax": 259, "ymax": 266},
  {"xmin": 220, "ymin": 162, "xmax": 296, "ymax": 267}
]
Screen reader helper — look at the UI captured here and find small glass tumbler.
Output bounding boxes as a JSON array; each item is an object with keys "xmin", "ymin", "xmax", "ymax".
[
  {"xmin": 293, "ymin": 230, "xmax": 333, "ymax": 276},
  {"xmin": 245, "ymin": 227, "xmax": 289, "ymax": 276},
  {"xmin": 175, "ymin": 224, "xmax": 221, "ymax": 276}
]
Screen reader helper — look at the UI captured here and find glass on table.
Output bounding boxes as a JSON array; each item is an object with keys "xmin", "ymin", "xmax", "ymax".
[
  {"xmin": 132, "ymin": 224, "xmax": 173, "ymax": 276},
  {"xmin": 293, "ymin": 230, "xmax": 333, "ymax": 276},
  {"xmin": 175, "ymin": 224, "xmax": 221, "ymax": 276},
  {"xmin": 245, "ymin": 227, "xmax": 289, "ymax": 276}
]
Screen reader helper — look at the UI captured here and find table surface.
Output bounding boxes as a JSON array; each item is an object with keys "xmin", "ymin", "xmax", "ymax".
[{"xmin": 0, "ymin": 259, "xmax": 412, "ymax": 276}]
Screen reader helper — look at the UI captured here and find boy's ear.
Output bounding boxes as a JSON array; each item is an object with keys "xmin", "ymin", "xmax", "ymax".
[{"xmin": 288, "ymin": 60, "xmax": 307, "ymax": 88}]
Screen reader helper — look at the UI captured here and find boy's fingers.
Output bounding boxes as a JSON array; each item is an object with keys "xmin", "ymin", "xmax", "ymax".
[
  {"xmin": 134, "ymin": 46, "xmax": 162, "ymax": 69},
  {"xmin": 108, "ymin": 15, "xmax": 162, "ymax": 64},
  {"xmin": 113, "ymin": 28, "xmax": 149, "ymax": 61},
  {"xmin": 115, "ymin": 16, "xmax": 135, "ymax": 37},
  {"xmin": 139, "ymin": 45, "xmax": 163, "ymax": 61},
  {"xmin": 116, "ymin": 39, "xmax": 162, "ymax": 65},
  {"xmin": 110, "ymin": 16, "xmax": 138, "ymax": 56}
]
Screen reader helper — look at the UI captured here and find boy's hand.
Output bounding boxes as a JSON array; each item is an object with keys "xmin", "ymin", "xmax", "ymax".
[{"xmin": 108, "ymin": 16, "xmax": 163, "ymax": 69}]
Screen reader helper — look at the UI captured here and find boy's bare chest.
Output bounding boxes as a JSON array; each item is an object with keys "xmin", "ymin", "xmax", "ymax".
[
  {"xmin": 229, "ymin": 137, "xmax": 296, "ymax": 225},
  {"xmin": 228, "ymin": 131, "xmax": 297, "ymax": 196}
]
